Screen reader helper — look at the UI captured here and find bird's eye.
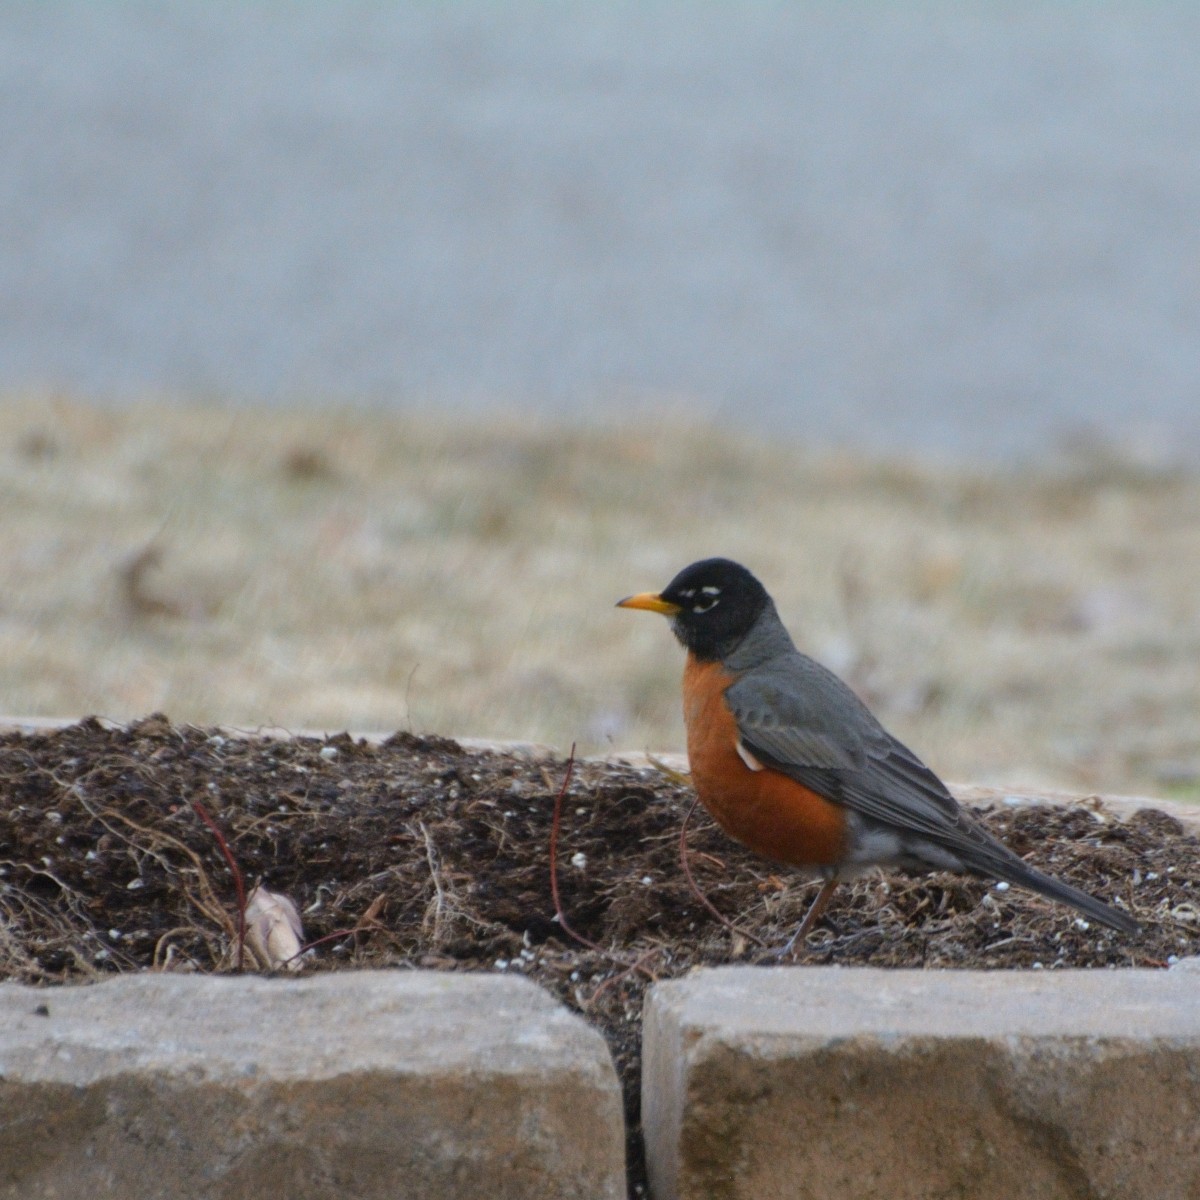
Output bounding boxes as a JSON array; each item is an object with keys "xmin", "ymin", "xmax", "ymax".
[{"xmin": 692, "ymin": 595, "xmax": 719, "ymax": 614}]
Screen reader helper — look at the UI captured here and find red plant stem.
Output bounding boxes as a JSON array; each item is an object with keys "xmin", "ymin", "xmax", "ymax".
[
  {"xmin": 546, "ymin": 746, "xmax": 661, "ymax": 1000},
  {"xmin": 191, "ymin": 798, "xmax": 247, "ymax": 971},
  {"xmin": 549, "ymin": 744, "xmax": 607, "ymax": 952}
]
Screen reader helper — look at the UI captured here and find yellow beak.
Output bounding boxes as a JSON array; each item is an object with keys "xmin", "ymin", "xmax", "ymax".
[{"xmin": 616, "ymin": 591, "xmax": 682, "ymax": 616}]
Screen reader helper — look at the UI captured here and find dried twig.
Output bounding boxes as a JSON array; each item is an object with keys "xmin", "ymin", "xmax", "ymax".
[
  {"xmin": 678, "ymin": 793, "xmax": 766, "ymax": 949},
  {"xmin": 419, "ymin": 821, "xmax": 449, "ymax": 943}
]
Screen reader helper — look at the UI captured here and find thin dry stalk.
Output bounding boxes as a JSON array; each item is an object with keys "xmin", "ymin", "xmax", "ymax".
[
  {"xmin": 677, "ymin": 794, "xmax": 766, "ymax": 949},
  {"xmin": 419, "ymin": 821, "xmax": 450, "ymax": 944}
]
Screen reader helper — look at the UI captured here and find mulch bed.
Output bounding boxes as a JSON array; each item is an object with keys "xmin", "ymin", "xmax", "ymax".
[{"xmin": 2, "ymin": 717, "xmax": 1198, "ymax": 1197}]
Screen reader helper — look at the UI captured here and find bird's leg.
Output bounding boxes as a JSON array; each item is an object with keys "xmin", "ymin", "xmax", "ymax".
[{"xmin": 776, "ymin": 878, "xmax": 839, "ymax": 959}]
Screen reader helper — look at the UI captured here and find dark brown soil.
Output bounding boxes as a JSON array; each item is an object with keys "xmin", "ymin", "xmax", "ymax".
[{"xmin": 2, "ymin": 718, "xmax": 1197, "ymax": 1197}]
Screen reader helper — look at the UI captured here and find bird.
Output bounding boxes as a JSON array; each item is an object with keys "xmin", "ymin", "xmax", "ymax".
[{"xmin": 617, "ymin": 557, "xmax": 1138, "ymax": 944}]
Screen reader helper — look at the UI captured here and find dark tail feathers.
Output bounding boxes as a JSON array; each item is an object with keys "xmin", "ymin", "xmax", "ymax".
[{"xmin": 995, "ymin": 857, "xmax": 1139, "ymax": 936}]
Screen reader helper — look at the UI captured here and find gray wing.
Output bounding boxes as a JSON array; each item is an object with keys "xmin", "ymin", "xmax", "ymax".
[{"xmin": 725, "ymin": 654, "xmax": 1008, "ymax": 866}]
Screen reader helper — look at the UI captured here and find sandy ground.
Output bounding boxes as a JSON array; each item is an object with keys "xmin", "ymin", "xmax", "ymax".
[{"xmin": 2, "ymin": 397, "xmax": 1198, "ymax": 799}]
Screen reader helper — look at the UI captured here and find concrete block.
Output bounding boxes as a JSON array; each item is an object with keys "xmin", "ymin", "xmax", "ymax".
[
  {"xmin": 643, "ymin": 966, "xmax": 1200, "ymax": 1200},
  {"xmin": 0, "ymin": 971, "xmax": 624, "ymax": 1200}
]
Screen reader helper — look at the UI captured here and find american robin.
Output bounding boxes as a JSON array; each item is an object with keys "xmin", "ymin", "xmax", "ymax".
[{"xmin": 618, "ymin": 557, "xmax": 1138, "ymax": 942}]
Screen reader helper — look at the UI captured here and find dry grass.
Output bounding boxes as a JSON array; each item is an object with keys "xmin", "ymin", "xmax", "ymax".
[{"xmin": 2, "ymin": 395, "xmax": 1198, "ymax": 798}]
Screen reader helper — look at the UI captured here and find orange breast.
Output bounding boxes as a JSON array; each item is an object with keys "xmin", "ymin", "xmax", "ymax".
[{"xmin": 682, "ymin": 654, "xmax": 847, "ymax": 868}]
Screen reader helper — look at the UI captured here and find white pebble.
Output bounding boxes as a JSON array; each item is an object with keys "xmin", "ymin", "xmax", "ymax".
[
  {"xmin": 641, "ymin": 875, "xmax": 654, "ymax": 886},
  {"xmin": 319, "ymin": 746, "xmax": 339, "ymax": 760},
  {"xmin": 494, "ymin": 959, "xmax": 509, "ymax": 970},
  {"xmin": 570, "ymin": 852, "xmax": 587, "ymax": 870},
  {"xmin": 1073, "ymin": 918, "xmax": 1090, "ymax": 931},
  {"xmin": 994, "ymin": 881, "xmax": 1010, "ymax": 892},
  {"xmin": 1031, "ymin": 961, "xmax": 1044, "ymax": 970}
]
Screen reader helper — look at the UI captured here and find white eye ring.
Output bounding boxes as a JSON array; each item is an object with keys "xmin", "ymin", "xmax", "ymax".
[{"xmin": 692, "ymin": 595, "xmax": 719, "ymax": 614}]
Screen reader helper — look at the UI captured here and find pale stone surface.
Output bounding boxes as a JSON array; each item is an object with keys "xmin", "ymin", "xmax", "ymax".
[
  {"xmin": 644, "ymin": 966, "xmax": 1200, "ymax": 1200},
  {"xmin": 0, "ymin": 971, "xmax": 624, "ymax": 1200}
]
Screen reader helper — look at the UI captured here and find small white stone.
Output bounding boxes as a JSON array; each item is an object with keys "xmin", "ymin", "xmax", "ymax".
[
  {"xmin": 126, "ymin": 878, "xmax": 144, "ymax": 890},
  {"xmin": 494, "ymin": 959, "xmax": 509, "ymax": 970},
  {"xmin": 570, "ymin": 852, "xmax": 587, "ymax": 870},
  {"xmin": 1073, "ymin": 918, "xmax": 1090, "ymax": 931},
  {"xmin": 1031, "ymin": 961, "xmax": 1044, "ymax": 970},
  {"xmin": 108, "ymin": 929, "xmax": 122, "ymax": 940},
  {"xmin": 207, "ymin": 735, "xmax": 226, "ymax": 748},
  {"xmin": 319, "ymin": 746, "xmax": 339, "ymax": 760},
  {"xmin": 994, "ymin": 881, "xmax": 1010, "ymax": 892},
  {"xmin": 641, "ymin": 875, "xmax": 654, "ymax": 886}
]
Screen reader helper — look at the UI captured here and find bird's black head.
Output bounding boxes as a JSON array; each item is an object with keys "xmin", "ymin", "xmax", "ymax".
[{"xmin": 617, "ymin": 557, "xmax": 771, "ymax": 660}]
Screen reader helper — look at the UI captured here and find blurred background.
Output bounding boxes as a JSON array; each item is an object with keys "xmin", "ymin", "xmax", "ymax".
[{"xmin": 2, "ymin": 3, "xmax": 1198, "ymax": 797}]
